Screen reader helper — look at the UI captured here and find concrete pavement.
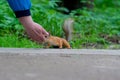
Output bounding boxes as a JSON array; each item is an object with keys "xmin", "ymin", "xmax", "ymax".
[{"xmin": 0, "ymin": 48, "xmax": 120, "ymax": 80}]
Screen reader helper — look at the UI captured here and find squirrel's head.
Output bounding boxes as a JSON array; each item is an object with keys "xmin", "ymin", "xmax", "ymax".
[
  {"xmin": 44, "ymin": 32, "xmax": 52, "ymax": 42},
  {"xmin": 44, "ymin": 32, "xmax": 51, "ymax": 38}
]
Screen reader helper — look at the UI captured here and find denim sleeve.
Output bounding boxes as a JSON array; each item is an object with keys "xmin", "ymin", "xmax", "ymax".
[{"xmin": 7, "ymin": 0, "xmax": 31, "ymax": 18}]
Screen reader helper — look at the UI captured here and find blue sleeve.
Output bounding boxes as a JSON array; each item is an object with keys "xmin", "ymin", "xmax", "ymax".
[
  {"xmin": 7, "ymin": 0, "xmax": 31, "ymax": 11},
  {"xmin": 7, "ymin": 0, "xmax": 31, "ymax": 18}
]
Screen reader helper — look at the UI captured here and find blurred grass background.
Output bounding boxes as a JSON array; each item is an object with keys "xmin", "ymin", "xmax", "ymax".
[{"xmin": 0, "ymin": 0, "xmax": 120, "ymax": 49}]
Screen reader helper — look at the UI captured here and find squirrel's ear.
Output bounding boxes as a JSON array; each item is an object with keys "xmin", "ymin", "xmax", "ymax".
[
  {"xmin": 48, "ymin": 32, "xmax": 51, "ymax": 36},
  {"xmin": 45, "ymin": 32, "xmax": 51, "ymax": 38}
]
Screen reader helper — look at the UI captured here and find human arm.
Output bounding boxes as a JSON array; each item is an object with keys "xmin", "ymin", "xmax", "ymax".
[{"xmin": 7, "ymin": 0, "xmax": 48, "ymax": 43}]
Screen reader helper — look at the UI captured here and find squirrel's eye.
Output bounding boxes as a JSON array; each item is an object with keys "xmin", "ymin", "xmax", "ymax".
[{"xmin": 45, "ymin": 36, "xmax": 47, "ymax": 38}]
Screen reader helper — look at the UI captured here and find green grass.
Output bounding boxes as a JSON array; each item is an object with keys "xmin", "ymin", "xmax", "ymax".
[
  {"xmin": 0, "ymin": 25, "xmax": 42, "ymax": 48},
  {"xmin": 0, "ymin": 34, "xmax": 42, "ymax": 48},
  {"xmin": 0, "ymin": 0, "xmax": 120, "ymax": 49}
]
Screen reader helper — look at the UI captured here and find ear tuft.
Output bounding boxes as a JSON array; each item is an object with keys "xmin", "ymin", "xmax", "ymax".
[
  {"xmin": 48, "ymin": 32, "xmax": 51, "ymax": 36},
  {"xmin": 45, "ymin": 32, "xmax": 51, "ymax": 38}
]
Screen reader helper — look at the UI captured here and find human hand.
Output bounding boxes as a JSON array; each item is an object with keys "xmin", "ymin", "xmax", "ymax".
[
  {"xmin": 25, "ymin": 22, "xmax": 48, "ymax": 43},
  {"xmin": 19, "ymin": 16, "xmax": 49, "ymax": 43}
]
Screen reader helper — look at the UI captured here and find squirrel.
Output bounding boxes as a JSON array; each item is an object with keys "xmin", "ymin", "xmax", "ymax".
[
  {"xmin": 62, "ymin": 18, "xmax": 74, "ymax": 41},
  {"xmin": 44, "ymin": 34, "xmax": 71, "ymax": 49}
]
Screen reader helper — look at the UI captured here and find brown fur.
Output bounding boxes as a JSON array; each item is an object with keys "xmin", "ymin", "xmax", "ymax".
[
  {"xmin": 44, "ymin": 35, "xmax": 71, "ymax": 49},
  {"xmin": 62, "ymin": 18, "xmax": 74, "ymax": 41}
]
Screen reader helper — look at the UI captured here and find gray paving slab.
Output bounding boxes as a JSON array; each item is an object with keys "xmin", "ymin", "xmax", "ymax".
[{"xmin": 0, "ymin": 48, "xmax": 120, "ymax": 80}]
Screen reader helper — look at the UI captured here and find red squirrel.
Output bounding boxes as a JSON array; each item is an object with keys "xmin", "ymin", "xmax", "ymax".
[{"xmin": 44, "ymin": 34, "xmax": 71, "ymax": 49}]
